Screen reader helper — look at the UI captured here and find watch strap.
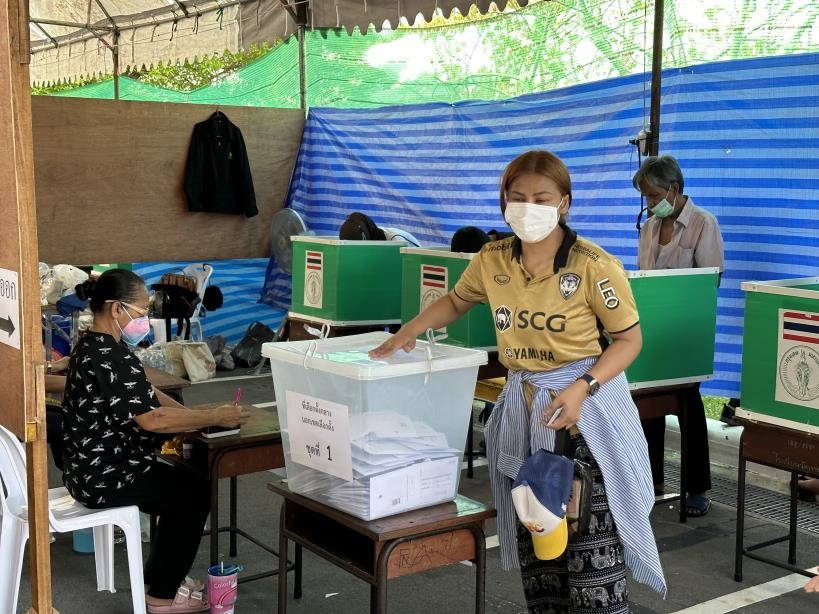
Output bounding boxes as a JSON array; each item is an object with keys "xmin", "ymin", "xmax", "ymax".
[{"xmin": 577, "ymin": 373, "xmax": 599, "ymax": 395}]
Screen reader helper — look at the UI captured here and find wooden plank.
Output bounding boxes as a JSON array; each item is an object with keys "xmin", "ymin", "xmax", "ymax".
[
  {"xmin": 385, "ymin": 528, "xmax": 478, "ymax": 579},
  {"xmin": 31, "ymin": 97, "xmax": 305, "ymax": 265},
  {"xmin": 741, "ymin": 421, "xmax": 819, "ymax": 476},
  {"xmin": 0, "ymin": 0, "xmax": 54, "ymax": 610}
]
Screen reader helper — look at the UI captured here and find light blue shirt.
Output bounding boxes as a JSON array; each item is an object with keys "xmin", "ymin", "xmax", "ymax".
[{"xmin": 484, "ymin": 357, "xmax": 667, "ymax": 597}]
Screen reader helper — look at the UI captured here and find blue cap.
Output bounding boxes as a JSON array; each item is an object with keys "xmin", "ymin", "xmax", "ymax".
[{"xmin": 511, "ymin": 448, "xmax": 574, "ymax": 560}]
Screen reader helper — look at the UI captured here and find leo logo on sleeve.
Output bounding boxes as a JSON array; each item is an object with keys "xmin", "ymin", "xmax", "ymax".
[{"xmin": 596, "ymin": 278, "xmax": 620, "ymax": 309}]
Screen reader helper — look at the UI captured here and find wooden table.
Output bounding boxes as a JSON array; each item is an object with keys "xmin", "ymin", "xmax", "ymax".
[
  {"xmin": 285, "ymin": 312, "xmax": 401, "ymax": 342},
  {"xmin": 733, "ymin": 417, "xmax": 819, "ymax": 583},
  {"xmin": 144, "ymin": 364, "xmax": 190, "ymax": 392},
  {"xmin": 169, "ymin": 405, "xmax": 284, "ymax": 583},
  {"xmin": 269, "ymin": 478, "xmax": 496, "ymax": 614}
]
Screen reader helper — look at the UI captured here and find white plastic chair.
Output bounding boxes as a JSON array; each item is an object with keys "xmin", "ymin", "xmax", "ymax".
[
  {"xmin": 181, "ymin": 262, "xmax": 213, "ymax": 342},
  {"xmin": 150, "ymin": 262, "xmax": 214, "ymax": 343},
  {"xmin": 0, "ymin": 425, "xmax": 146, "ymax": 614}
]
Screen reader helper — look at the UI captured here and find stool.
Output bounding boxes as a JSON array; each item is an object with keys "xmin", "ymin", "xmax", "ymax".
[{"xmin": 269, "ymin": 479, "xmax": 496, "ymax": 614}]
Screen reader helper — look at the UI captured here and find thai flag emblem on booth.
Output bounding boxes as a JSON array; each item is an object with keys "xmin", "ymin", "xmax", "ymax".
[
  {"xmin": 775, "ymin": 309, "xmax": 819, "ymax": 409},
  {"xmin": 420, "ymin": 264, "xmax": 448, "ymax": 335},
  {"xmin": 304, "ymin": 250, "xmax": 324, "ymax": 309}
]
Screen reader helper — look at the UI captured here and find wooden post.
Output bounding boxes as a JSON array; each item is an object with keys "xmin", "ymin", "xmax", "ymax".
[{"xmin": 0, "ymin": 0, "xmax": 54, "ymax": 612}]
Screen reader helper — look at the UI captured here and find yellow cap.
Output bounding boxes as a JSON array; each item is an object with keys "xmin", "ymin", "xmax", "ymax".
[{"xmin": 530, "ymin": 515, "xmax": 569, "ymax": 560}]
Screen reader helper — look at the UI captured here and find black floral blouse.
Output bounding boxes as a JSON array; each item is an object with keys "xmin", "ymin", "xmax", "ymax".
[{"xmin": 61, "ymin": 331, "xmax": 159, "ymax": 506}]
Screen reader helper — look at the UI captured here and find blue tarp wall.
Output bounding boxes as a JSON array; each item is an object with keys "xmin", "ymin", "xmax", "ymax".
[
  {"xmin": 133, "ymin": 259, "xmax": 283, "ymax": 347},
  {"xmin": 261, "ymin": 51, "xmax": 819, "ymax": 399}
]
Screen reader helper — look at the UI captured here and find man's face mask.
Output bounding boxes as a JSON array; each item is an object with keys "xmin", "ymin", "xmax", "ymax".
[
  {"xmin": 649, "ymin": 187, "xmax": 675, "ymax": 218},
  {"xmin": 504, "ymin": 199, "xmax": 564, "ymax": 244}
]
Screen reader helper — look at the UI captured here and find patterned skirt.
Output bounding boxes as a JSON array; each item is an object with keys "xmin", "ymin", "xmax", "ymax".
[{"xmin": 517, "ymin": 431, "xmax": 629, "ymax": 614}]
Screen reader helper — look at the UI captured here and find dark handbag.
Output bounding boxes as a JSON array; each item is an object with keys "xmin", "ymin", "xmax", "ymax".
[
  {"xmin": 554, "ymin": 428, "xmax": 593, "ymax": 537},
  {"xmin": 150, "ymin": 271, "xmax": 201, "ymax": 341},
  {"xmin": 231, "ymin": 321, "xmax": 277, "ymax": 367}
]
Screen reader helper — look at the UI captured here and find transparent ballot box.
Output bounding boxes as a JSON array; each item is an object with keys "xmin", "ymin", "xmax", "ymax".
[{"xmin": 262, "ymin": 332, "xmax": 488, "ymax": 520}]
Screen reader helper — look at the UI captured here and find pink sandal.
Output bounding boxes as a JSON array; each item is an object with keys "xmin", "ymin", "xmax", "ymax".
[{"xmin": 146, "ymin": 585, "xmax": 209, "ymax": 613}]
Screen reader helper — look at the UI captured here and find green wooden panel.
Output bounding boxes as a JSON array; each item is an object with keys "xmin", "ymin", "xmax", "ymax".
[
  {"xmin": 625, "ymin": 271, "xmax": 719, "ymax": 385},
  {"xmin": 740, "ymin": 285, "xmax": 819, "ymax": 428},
  {"xmin": 400, "ymin": 250, "xmax": 496, "ymax": 348},
  {"xmin": 291, "ymin": 239, "xmax": 404, "ymax": 321}
]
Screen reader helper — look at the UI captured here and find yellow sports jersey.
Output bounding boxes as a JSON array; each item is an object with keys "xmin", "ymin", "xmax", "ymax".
[{"xmin": 453, "ymin": 226, "xmax": 638, "ymax": 372}]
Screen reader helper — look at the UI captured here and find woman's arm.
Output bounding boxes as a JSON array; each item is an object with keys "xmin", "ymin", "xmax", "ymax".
[
  {"xmin": 152, "ymin": 386, "xmax": 186, "ymax": 409},
  {"xmin": 133, "ymin": 404, "xmax": 250, "ymax": 434},
  {"xmin": 544, "ymin": 324, "xmax": 642, "ymax": 430},
  {"xmin": 45, "ymin": 374, "xmax": 67, "ymax": 394},
  {"xmin": 369, "ymin": 292, "xmax": 474, "ymax": 357}
]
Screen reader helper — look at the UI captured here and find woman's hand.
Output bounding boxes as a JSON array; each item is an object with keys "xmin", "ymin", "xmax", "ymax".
[
  {"xmin": 369, "ymin": 293, "xmax": 473, "ymax": 359},
  {"xmin": 541, "ymin": 380, "xmax": 587, "ymax": 430},
  {"xmin": 368, "ymin": 329, "xmax": 417, "ymax": 358},
  {"xmin": 48, "ymin": 355, "xmax": 70, "ymax": 373},
  {"xmin": 214, "ymin": 404, "xmax": 251, "ymax": 428}
]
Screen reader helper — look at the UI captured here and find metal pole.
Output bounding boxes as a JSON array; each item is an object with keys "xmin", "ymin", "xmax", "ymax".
[
  {"xmin": 648, "ymin": 0, "xmax": 664, "ymax": 156},
  {"xmin": 298, "ymin": 24, "xmax": 306, "ymax": 112},
  {"xmin": 113, "ymin": 31, "xmax": 119, "ymax": 100}
]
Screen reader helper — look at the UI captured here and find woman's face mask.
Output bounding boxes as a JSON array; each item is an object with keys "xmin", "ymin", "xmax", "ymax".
[
  {"xmin": 649, "ymin": 187, "xmax": 675, "ymax": 218},
  {"xmin": 118, "ymin": 304, "xmax": 150, "ymax": 346},
  {"xmin": 504, "ymin": 199, "xmax": 564, "ymax": 243}
]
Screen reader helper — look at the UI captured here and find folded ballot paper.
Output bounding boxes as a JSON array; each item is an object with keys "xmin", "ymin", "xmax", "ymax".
[{"xmin": 287, "ymin": 411, "xmax": 461, "ymax": 520}]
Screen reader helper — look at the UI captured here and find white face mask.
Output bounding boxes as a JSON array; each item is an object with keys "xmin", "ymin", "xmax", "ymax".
[{"xmin": 504, "ymin": 200, "xmax": 563, "ymax": 243}]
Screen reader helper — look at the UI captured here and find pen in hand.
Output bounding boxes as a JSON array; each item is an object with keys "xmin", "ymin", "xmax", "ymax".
[{"xmin": 233, "ymin": 387, "xmax": 242, "ymax": 406}]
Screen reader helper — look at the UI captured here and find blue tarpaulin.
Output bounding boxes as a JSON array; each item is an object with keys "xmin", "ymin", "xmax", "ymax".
[{"xmin": 261, "ymin": 51, "xmax": 819, "ymax": 398}]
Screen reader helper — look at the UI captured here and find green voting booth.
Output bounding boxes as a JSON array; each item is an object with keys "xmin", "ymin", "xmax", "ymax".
[
  {"xmin": 625, "ymin": 267, "xmax": 720, "ymax": 389},
  {"xmin": 737, "ymin": 277, "xmax": 819, "ymax": 434},
  {"xmin": 400, "ymin": 247, "xmax": 496, "ymax": 350},
  {"xmin": 291, "ymin": 236, "xmax": 405, "ymax": 325},
  {"xmin": 400, "ymin": 256, "xmax": 720, "ymax": 382}
]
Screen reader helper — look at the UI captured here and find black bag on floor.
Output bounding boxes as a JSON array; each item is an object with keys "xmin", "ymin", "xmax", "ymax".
[{"xmin": 231, "ymin": 321, "xmax": 277, "ymax": 367}]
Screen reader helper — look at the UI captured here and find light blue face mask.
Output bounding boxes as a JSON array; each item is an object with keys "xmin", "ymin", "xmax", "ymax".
[{"xmin": 649, "ymin": 188, "xmax": 675, "ymax": 218}]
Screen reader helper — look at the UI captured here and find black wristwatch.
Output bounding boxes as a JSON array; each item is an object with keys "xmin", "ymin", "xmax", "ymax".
[{"xmin": 577, "ymin": 373, "xmax": 600, "ymax": 396}]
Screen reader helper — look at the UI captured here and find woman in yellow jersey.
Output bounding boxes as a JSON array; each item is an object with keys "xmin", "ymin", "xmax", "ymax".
[{"xmin": 371, "ymin": 150, "xmax": 665, "ymax": 613}]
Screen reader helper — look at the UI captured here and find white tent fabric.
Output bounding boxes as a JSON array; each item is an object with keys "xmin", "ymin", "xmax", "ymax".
[{"xmin": 28, "ymin": 0, "xmax": 529, "ymax": 84}]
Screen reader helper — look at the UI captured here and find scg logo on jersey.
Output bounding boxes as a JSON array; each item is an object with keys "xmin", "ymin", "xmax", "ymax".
[
  {"xmin": 494, "ymin": 306, "xmax": 566, "ymax": 333},
  {"xmin": 517, "ymin": 310, "xmax": 566, "ymax": 332}
]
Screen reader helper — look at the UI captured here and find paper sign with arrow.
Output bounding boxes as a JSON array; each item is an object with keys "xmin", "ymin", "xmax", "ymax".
[{"xmin": 0, "ymin": 268, "xmax": 20, "ymax": 349}]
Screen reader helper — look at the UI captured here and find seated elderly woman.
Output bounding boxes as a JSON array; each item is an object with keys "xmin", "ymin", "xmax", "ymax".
[{"xmin": 62, "ymin": 268, "xmax": 250, "ymax": 614}]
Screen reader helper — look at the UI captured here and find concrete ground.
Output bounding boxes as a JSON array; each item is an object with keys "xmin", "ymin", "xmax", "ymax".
[{"xmin": 14, "ymin": 367, "xmax": 819, "ymax": 613}]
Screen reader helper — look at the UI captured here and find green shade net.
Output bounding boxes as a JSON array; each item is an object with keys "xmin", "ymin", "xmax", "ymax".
[{"xmin": 42, "ymin": 0, "xmax": 819, "ymax": 107}]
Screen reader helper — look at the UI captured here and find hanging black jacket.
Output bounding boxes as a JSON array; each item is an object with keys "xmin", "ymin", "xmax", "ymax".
[{"xmin": 184, "ymin": 111, "xmax": 258, "ymax": 217}]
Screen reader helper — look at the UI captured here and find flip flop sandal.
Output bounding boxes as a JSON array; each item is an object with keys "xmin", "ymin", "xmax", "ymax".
[
  {"xmin": 685, "ymin": 494, "xmax": 712, "ymax": 517},
  {"xmin": 147, "ymin": 585, "xmax": 209, "ymax": 613}
]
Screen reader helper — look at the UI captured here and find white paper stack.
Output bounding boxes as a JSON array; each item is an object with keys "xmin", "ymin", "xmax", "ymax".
[{"xmin": 287, "ymin": 411, "xmax": 461, "ymax": 520}]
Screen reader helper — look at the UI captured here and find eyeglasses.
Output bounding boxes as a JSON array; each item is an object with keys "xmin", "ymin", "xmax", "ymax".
[{"xmin": 105, "ymin": 300, "xmax": 148, "ymax": 317}]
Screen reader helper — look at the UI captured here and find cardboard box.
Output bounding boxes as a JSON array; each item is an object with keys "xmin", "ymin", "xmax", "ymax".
[
  {"xmin": 291, "ymin": 236, "xmax": 405, "ymax": 324},
  {"xmin": 625, "ymin": 267, "xmax": 719, "ymax": 389},
  {"xmin": 400, "ymin": 247, "xmax": 496, "ymax": 349},
  {"xmin": 738, "ymin": 277, "xmax": 819, "ymax": 433}
]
